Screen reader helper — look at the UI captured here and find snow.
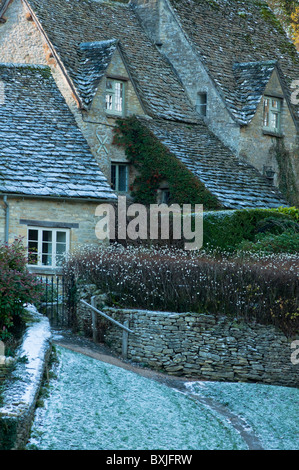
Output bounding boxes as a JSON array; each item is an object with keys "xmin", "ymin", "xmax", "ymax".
[
  {"xmin": 27, "ymin": 346, "xmax": 299, "ymax": 450},
  {"xmin": 186, "ymin": 381, "xmax": 299, "ymax": 450},
  {"xmin": 0, "ymin": 305, "xmax": 51, "ymax": 417}
]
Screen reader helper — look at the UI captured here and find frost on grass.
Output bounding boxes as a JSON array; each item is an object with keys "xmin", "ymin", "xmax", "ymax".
[
  {"xmin": 28, "ymin": 347, "xmax": 245, "ymax": 450},
  {"xmin": 187, "ymin": 381, "xmax": 299, "ymax": 450}
]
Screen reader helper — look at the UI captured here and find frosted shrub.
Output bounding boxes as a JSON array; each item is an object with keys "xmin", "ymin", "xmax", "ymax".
[{"xmin": 63, "ymin": 245, "xmax": 299, "ymax": 336}]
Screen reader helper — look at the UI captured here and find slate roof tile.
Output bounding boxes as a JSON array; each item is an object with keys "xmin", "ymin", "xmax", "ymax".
[
  {"xmin": 169, "ymin": 0, "xmax": 299, "ymax": 125},
  {"xmin": 25, "ymin": 0, "xmax": 198, "ymax": 122},
  {"xmin": 139, "ymin": 116, "xmax": 287, "ymax": 209},
  {"xmin": 77, "ymin": 39, "xmax": 118, "ymax": 109},
  {"xmin": 0, "ymin": 63, "xmax": 116, "ymax": 200}
]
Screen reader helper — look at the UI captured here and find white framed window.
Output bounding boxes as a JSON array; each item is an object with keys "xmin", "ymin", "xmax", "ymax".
[
  {"xmin": 27, "ymin": 227, "xmax": 70, "ymax": 268},
  {"xmin": 263, "ymin": 96, "xmax": 282, "ymax": 133},
  {"xmin": 105, "ymin": 79, "xmax": 124, "ymax": 115},
  {"xmin": 196, "ymin": 92, "xmax": 207, "ymax": 117},
  {"xmin": 111, "ymin": 163, "xmax": 129, "ymax": 192}
]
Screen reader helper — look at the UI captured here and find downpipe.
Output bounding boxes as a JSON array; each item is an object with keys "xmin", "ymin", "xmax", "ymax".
[{"xmin": 3, "ymin": 195, "xmax": 9, "ymax": 243}]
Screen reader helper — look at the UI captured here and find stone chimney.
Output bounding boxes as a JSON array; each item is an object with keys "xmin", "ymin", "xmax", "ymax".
[{"xmin": 131, "ymin": 0, "xmax": 161, "ymax": 45}]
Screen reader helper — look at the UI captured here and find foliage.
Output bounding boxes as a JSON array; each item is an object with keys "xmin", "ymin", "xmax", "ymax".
[
  {"xmin": 112, "ymin": 116, "xmax": 221, "ymax": 209},
  {"xmin": 238, "ymin": 230, "xmax": 299, "ymax": 254},
  {"xmin": 63, "ymin": 244, "xmax": 299, "ymax": 337},
  {"xmin": 0, "ymin": 239, "xmax": 42, "ymax": 340},
  {"xmin": 270, "ymin": 140, "xmax": 298, "ymax": 205},
  {"xmin": 202, "ymin": 207, "xmax": 297, "ymax": 251},
  {"xmin": 267, "ymin": 0, "xmax": 299, "ymax": 47}
]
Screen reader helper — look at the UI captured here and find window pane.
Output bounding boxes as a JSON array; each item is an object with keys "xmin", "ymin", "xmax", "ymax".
[
  {"xmin": 28, "ymin": 241, "xmax": 38, "ymax": 265},
  {"xmin": 28, "ymin": 252, "xmax": 38, "ymax": 265},
  {"xmin": 114, "ymin": 82, "xmax": 123, "ymax": 112},
  {"xmin": 42, "ymin": 231, "xmax": 52, "ymax": 242},
  {"xmin": 118, "ymin": 165, "xmax": 127, "ymax": 192},
  {"xmin": 271, "ymin": 112, "xmax": 279, "ymax": 129},
  {"xmin": 263, "ymin": 99, "xmax": 269, "ymax": 127},
  {"xmin": 197, "ymin": 93, "xmax": 207, "ymax": 116},
  {"xmin": 56, "ymin": 255, "xmax": 64, "ymax": 267},
  {"xmin": 28, "ymin": 230, "xmax": 38, "ymax": 265},
  {"xmin": 106, "ymin": 80, "xmax": 113, "ymax": 90},
  {"xmin": 105, "ymin": 93, "xmax": 113, "ymax": 110},
  {"xmin": 28, "ymin": 229, "xmax": 38, "ymax": 241},
  {"xmin": 42, "ymin": 242, "xmax": 52, "ymax": 255},
  {"xmin": 57, "ymin": 231, "xmax": 66, "ymax": 243},
  {"xmin": 56, "ymin": 243, "xmax": 66, "ymax": 255},
  {"xmin": 42, "ymin": 254, "xmax": 52, "ymax": 266}
]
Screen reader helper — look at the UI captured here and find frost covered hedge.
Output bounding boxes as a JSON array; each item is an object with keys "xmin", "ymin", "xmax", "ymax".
[
  {"xmin": 0, "ymin": 239, "xmax": 42, "ymax": 340},
  {"xmin": 63, "ymin": 245, "xmax": 299, "ymax": 336}
]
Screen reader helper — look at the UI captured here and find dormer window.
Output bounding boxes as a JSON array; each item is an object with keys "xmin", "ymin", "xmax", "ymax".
[
  {"xmin": 263, "ymin": 96, "xmax": 282, "ymax": 134},
  {"xmin": 105, "ymin": 79, "xmax": 124, "ymax": 116}
]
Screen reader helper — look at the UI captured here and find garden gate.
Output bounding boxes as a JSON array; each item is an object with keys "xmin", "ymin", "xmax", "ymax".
[{"xmin": 38, "ymin": 275, "xmax": 73, "ymax": 328}]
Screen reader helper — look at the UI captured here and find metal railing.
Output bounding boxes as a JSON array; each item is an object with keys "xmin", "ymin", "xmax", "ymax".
[{"xmin": 81, "ymin": 297, "xmax": 135, "ymax": 359}]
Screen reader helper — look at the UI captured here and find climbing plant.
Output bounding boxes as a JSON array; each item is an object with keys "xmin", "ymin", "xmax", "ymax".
[
  {"xmin": 112, "ymin": 116, "xmax": 221, "ymax": 209},
  {"xmin": 270, "ymin": 139, "xmax": 298, "ymax": 205}
]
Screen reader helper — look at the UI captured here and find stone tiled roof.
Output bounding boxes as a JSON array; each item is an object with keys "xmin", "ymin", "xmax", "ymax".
[
  {"xmin": 140, "ymin": 116, "xmax": 287, "ymax": 209},
  {"xmin": 0, "ymin": 64, "xmax": 116, "ymax": 200},
  {"xmin": 77, "ymin": 39, "xmax": 118, "ymax": 109},
  {"xmin": 233, "ymin": 60, "xmax": 277, "ymax": 125},
  {"xmin": 169, "ymin": 0, "xmax": 299, "ymax": 126},
  {"xmin": 25, "ymin": 0, "xmax": 199, "ymax": 123}
]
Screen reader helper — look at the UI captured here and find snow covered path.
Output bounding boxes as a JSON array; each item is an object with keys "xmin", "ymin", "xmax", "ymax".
[{"xmin": 27, "ymin": 342, "xmax": 299, "ymax": 450}]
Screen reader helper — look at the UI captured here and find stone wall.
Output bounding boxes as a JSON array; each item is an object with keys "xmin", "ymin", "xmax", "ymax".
[
  {"xmin": 78, "ymin": 288, "xmax": 298, "ymax": 387},
  {"xmin": 0, "ymin": 196, "xmax": 106, "ymax": 274},
  {"xmin": 103, "ymin": 307, "xmax": 298, "ymax": 387},
  {"xmin": 0, "ymin": 307, "xmax": 52, "ymax": 450}
]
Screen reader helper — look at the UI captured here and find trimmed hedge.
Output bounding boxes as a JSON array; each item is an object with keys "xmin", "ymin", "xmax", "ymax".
[{"xmin": 203, "ymin": 207, "xmax": 299, "ymax": 252}]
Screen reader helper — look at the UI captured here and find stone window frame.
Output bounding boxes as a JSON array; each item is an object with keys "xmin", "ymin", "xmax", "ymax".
[
  {"xmin": 111, "ymin": 162, "xmax": 129, "ymax": 193},
  {"xmin": 26, "ymin": 226, "xmax": 70, "ymax": 269},
  {"xmin": 262, "ymin": 95, "xmax": 283, "ymax": 135}
]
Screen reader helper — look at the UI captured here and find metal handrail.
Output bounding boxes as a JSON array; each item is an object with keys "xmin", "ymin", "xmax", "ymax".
[{"xmin": 80, "ymin": 299, "xmax": 134, "ymax": 334}]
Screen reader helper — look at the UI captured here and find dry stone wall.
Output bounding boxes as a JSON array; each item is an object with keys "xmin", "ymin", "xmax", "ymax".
[
  {"xmin": 102, "ymin": 307, "xmax": 298, "ymax": 387},
  {"xmin": 77, "ymin": 287, "xmax": 298, "ymax": 387}
]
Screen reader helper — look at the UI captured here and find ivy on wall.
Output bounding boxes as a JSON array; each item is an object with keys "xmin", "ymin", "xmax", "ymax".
[
  {"xmin": 112, "ymin": 116, "xmax": 221, "ymax": 209},
  {"xmin": 270, "ymin": 139, "xmax": 298, "ymax": 205}
]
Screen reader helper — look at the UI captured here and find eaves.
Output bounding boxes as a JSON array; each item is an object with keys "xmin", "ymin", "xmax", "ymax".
[{"xmin": 0, "ymin": 192, "xmax": 117, "ymax": 203}]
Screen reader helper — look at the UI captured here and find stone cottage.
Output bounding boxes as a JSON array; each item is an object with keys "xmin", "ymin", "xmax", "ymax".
[
  {"xmin": 0, "ymin": 0, "xmax": 297, "ymax": 211},
  {"xmin": 133, "ymin": 0, "xmax": 299, "ymax": 204},
  {"xmin": 0, "ymin": 63, "xmax": 116, "ymax": 273}
]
